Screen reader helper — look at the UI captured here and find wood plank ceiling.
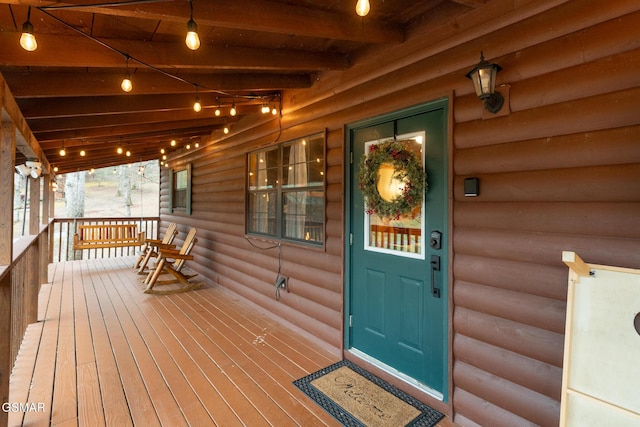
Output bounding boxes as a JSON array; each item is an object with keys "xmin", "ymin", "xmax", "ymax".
[{"xmin": 0, "ymin": 0, "xmax": 483, "ymax": 175}]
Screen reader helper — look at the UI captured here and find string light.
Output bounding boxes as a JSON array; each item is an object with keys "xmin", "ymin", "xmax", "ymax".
[
  {"xmin": 355, "ymin": 0, "xmax": 370, "ymax": 16},
  {"xmin": 80, "ymin": 149, "xmax": 86, "ymax": 156},
  {"xmin": 193, "ymin": 84, "xmax": 202, "ymax": 112},
  {"xmin": 185, "ymin": 0, "xmax": 201, "ymax": 50},
  {"xmin": 230, "ymin": 97, "xmax": 237, "ymax": 116},
  {"xmin": 59, "ymin": 142, "xmax": 66, "ymax": 156},
  {"xmin": 20, "ymin": 7, "xmax": 38, "ymax": 51},
  {"xmin": 214, "ymin": 98, "xmax": 221, "ymax": 116},
  {"xmin": 170, "ymin": 139, "xmax": 177, "ymax": 147},
  {"xmin": 121, "ymin": 56, "xmax": 132, "ymax": 92}
]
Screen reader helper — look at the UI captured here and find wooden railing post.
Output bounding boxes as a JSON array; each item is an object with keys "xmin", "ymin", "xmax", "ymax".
[{"xmin": 0, "ymin": 273, "xmax": 11, "ymax": 427}]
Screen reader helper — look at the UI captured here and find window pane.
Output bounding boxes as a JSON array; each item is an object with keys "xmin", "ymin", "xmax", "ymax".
[
  {"xmin": 174, "ymin": 189, "xmax": 186, "ymax": 208},
  {"xmin": 282, "ymin": 190, "xmax": 324, "ymax": 243},
  {"xmin": 247, "ymin": 132, "xmax": 325, "ymax": 244},
  {"xmin": 248, "ymin": 192, "xmax": 276, "ymax": 235},
  {"xmin": 175, "ymin": 170, "xmax": 188, "ymax": 189},
  {"xmin": 282, "ymin": 136, "xmax": 324, "ymax": 188},
  {"xmin": 249, "ymin": 149, "xmax": 278, "ymax": 190}
]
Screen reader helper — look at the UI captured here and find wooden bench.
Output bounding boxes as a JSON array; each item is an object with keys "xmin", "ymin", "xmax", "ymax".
[{"xmin": 73, "ymin": 224, "xmax": 145, "ymax": 251}]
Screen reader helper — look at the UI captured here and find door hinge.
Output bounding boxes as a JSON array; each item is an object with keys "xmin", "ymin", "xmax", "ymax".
[
  {"xmin": 349, "ymin": 233, "xmax": 353, "ymax": 245},
  {"xmin": 350, "ymin": 151, "xmax": 353, "ymax": 164},
  {"xmin": 349, "ymin": 315, "xmax": 353, "ymax": 327}
]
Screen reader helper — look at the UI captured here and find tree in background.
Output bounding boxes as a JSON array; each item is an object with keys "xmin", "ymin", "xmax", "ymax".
[
  {"xmin": 65, "ymin": 171, "xmax": 86, "ymax": 218},
  {"xmin": 64, "ymin": 171, "xmax": 86, "ymax": 260}
]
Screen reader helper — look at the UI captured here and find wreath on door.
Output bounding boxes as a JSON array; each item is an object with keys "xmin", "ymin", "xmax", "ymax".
[{"xmin": 358, "ymin": 139, "xmax": 426, "ymax": 220}]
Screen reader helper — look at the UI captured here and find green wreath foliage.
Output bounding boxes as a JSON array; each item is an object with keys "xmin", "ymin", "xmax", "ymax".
[{"xmin": 358, "ymin": 139, "xmax": 426, "ymax": 220}]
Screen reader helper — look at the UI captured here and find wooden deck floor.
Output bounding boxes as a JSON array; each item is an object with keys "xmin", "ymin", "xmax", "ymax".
[{"xmin": 8, "ymin": 256, "xmax": 457, "ymax": 427}]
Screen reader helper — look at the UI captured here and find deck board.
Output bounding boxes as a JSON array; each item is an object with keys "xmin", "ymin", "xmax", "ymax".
[
  {"xmin": 8, "ymin": 257, "xmax": 343, "ymax": 426},
  {"xmin": 8, "ymin": 256, "xmax": 457, "ymax": 427}
]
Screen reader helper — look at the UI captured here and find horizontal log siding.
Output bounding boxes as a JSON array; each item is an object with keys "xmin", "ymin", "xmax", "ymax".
[
  {"xmin": 159, "ymin": 1, "xmax": 640, "ymax": 426},
  {"xmin": 449, "ymin": 4, "xmax": 640, "ymax": 426}
]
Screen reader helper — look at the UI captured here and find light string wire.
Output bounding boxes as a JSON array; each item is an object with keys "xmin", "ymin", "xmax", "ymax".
[{"xmin": 34, "ymin": 5, "xmax": 280, "ymax": 103}]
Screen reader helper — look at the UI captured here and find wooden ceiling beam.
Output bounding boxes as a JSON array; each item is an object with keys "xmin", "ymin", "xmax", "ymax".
[
  {"xmin": 449, "ymin": 0, "xmax": 490, "ymax": 7},
  {"xmin": 28, "ymin": 104, "xmax": 253, "ymax": 133},
  {"xmin": 49, "ymin": 153, "xmax": 162, "ymax": 175},
  {"xmin": 18, "ymin": 93, "xmax": 266, "ymax": 119},
  {"xmin": 20, "ymin": 0, "xmax": 404, "ymax": 44},
  {"xmin": 33, "ymin": 117, "xmax": 220, "ymax": 142},
  {"xmin": 3, "ymin": 71, "xmax": 309, "ymax": 98},
  {"xmin": 41, "ymin": 128, "xmax": 212, "ymax": 151},
  {"xmin": 0, "ymin": 33, "xmax": 348, "ymax": 71}
]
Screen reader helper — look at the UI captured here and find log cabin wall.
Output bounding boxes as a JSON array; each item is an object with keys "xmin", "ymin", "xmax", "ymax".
[{"xmin": 160, "ymin": 1, "xmax": 640, "ymax": 426}]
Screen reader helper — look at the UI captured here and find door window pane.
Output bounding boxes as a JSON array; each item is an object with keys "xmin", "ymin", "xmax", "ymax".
[{"xmin": 364, "ymin": 132, "xmax": 425, "ymax": 259}]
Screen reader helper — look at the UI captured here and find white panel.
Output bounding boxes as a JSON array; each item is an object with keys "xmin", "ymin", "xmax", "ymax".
[
  {"xmin": 568, "ymin": 269, "xmax": 640, "ymax": 413},
  {"xmin": 565, "ymin": 391, "xmax": 640, "ymax": 427},
  {"xmin": 561, "ymin": 256, "xmax": 640, "ymax": 427}
]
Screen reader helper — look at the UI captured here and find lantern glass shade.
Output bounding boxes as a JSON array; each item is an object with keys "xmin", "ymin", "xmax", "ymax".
[
  {"xmin": 465, "ymin": 52, "xmax": 504, "ymax": 114},
  {"xmin": 465, "ymin": 58, "xmax": 501, "ymax": 99}
]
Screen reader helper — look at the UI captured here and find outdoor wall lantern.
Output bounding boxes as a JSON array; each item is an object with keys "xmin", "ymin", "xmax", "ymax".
[{"xmin": 465, "ymin": 52, "xmax": 504, "ymax": 114}]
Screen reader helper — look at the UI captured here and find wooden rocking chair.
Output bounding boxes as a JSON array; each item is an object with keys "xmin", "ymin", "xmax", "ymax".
[
  {"xmin": 143, "ymin": 227, "xmax": 202, "ymax": 295},
  {"xmin": 133, "ymin": 222, "xmax": 178, "ymax": 274}
]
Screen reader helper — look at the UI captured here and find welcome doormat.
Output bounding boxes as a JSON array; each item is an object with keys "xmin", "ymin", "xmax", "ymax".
[{"xmin": 293, "ymin": 360, "xmax": 444, "ymax": 427}]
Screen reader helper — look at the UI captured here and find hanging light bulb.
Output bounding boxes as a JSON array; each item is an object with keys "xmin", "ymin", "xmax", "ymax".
[
  {"xmin": 224, "ymin": 125, "xmax": 229, "ymax": 134},
  {"xmin": 193, "ymin": 84, "xmax": 202, "ymax": 112},
  {"xmin": 117, "ymin": 145, "xmax": 123, "ymax": 155},
  {"xmin": 126, "ymin": 149, "xmax": 131, "ymax": 157},
  {"xmin": 53, "ymin": 166, "xmax": 59, "ymax": 173},
  {"xmin": 185, "ymin": 0, "xmax": 201, "ymax": 50},
  {"xmin": 272, "ymin": 106, "xmax": 278, "ymax": 115},
  {"xmin": 355, "ymin": 0, "xmax": 370, "ymax": 16},
  {"xmin": 121, "ymin": 74, "xmax": 132, "ymax": 92},
  {"xmin": 214, "ymin": 98, "xmax": 221, "ymax": 116},
  {"xmin": 195, "ymin": 142, "xmax": 200, "ymax": 148},
  {"xmin": 160, "ymin": 148, "xmax": 165, "ymax": 154},
  {"xmin": 80, "ymin": 149, "xmax": 86, "ymax": 157},
  {"xmin": 90, "ymin": 168, "xmax": 95, "ymax": 174},
  {"xmin": 170, "ymin": 139, "xmax": 177, "ymax": 147},
  {"xmin": 59, "ymin": 142, "xmax": 66, "ymax": 156},
  {"xmin": 121, "ymin": 56, "xmax": 132, "ymax": 92},
  {"xmin": 230, "ymin": 98, "xmax": 237, "ymax": 116},
  {"xmin": 20, "ymin": 7, "xmax": 37, "ymax": 52}
]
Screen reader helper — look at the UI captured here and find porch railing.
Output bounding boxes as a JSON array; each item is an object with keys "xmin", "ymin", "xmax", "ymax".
[
  {"xmin": 1, "ymin": 226, "xmax": 48, "ymax": 427},
  {"xmin": 50, "ymin": 217, "xmax": 160, "ymax": 262}
]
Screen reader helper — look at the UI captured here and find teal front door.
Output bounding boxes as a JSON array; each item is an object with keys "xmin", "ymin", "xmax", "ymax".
[{"xmin": 347, "ymin": 101, "xmax": 448, "ymax": 399}]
